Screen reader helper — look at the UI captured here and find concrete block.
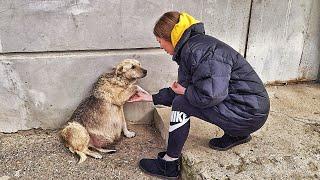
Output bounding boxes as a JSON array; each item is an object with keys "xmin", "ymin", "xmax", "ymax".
[
  {"xmin": 246, "ymin": 0, "xmax": 320, "ymax": 83},
  {"xmin": 0, "ymin": 0, "xmax": 250, "ymax": 54},
  {"xmin": 0, "ymin": 49, "xmax": 178, "ymax": 132},
  {"xmin": 153, "ymin": 107, "xmax": 223, "ymax": 148},
  {"xmin": 153, "ymin": 107, "xmax": 170, "ymax": 145},
  {"xmin": 124, "ymin": 102, "xmax": 154, "ymax": 125}
]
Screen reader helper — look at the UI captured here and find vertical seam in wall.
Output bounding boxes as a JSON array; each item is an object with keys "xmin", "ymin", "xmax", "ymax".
[
  {"xmin": 0, "ymin": 35, "xmax": 2, "ymax": 53},
  {"xmin": 244, "ymin": 0, "xmax": 253, "ymax": 58},
  {"xmin": 200, "ymin": 0, "xmax": 204, "ymax": 21},
  {"xmin": 298, "ymin": 0, "xmax": 314, "ymax": 67},
  {"xmin": 284, "ymin": 0, "xmax": 293, "ymax": 39}
]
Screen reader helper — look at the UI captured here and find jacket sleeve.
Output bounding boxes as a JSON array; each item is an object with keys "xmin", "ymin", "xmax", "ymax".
[
  {"xmin": 185, "ymin": 57, "xmax": 232, "ymax": 109},
  {"xmin": 152, "ymin": 87, "xmax": 176, "ymax": 106}
]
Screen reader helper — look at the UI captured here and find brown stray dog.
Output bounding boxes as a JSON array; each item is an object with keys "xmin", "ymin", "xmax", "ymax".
[{"xmin": 60, "ymin": 59, "xmax": 147, "ymax": 164}]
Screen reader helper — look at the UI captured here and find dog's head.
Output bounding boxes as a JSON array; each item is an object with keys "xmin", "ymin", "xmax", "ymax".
[{"xmin": 115, "ymin": 59, "xmax": 147, "ymax": 80}]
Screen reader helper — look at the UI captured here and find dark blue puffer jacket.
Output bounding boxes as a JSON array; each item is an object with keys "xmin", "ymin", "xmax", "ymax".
[{"xmin": 153, "ymin": 23, "xmax": 270, "ymax": 123}]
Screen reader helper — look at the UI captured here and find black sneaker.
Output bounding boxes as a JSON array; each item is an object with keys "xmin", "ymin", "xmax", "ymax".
[
  {"xmin": 209, "ymin": 134, "xmax": 252, "ymax": 151},
  {"xmin": 139, "ymin": 152, "xmax": 180, "ymax": 179}
]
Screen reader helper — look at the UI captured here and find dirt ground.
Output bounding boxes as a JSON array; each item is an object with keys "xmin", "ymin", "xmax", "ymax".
[{"xmin": 0, "ymin": 125, "xmax": 164, "ymax": 180}]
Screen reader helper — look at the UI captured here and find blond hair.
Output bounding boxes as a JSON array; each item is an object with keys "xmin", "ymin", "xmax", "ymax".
[{"xmin": 153, "ymin": 11, "xmax": 180, "ymax": 42}]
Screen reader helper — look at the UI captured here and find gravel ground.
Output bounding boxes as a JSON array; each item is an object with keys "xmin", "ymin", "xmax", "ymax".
[{"xmin": 0, "ymin": 125, "xmax": 165, "ymax": 180}]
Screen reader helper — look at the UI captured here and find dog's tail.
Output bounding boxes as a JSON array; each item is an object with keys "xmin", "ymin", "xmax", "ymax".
[
  {"xmin": 75, "ymin": 150, "xmax": 87, "ymax": 164},
  {"xmin": 60, "ymin": 122, "xmax": 90, "ymax": 164}
]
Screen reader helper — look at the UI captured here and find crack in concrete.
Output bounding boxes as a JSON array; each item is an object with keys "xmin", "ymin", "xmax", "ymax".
[
  {"xmin": 271, "ymin": 110, "xmax": 320, "ymax": 134},
  {"xmin": 270, "ymin": 110, "xmax": 319, "ymax": 125},
  {"xmin": 0, "ymin": 61, "xmax": 32, "ymax": 132},
  {"xmin": 181, "ymin": 156, "xmax": 209, "ymax": 179},
  {"xmin": 233, "ymin": 151, "xmax": 247, "ymax": 174}
]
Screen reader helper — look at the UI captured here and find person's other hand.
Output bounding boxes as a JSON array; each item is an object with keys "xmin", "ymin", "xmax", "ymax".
[{"xmin": 171, "ymin": 81, "xmax": 186, "ymax": 95}]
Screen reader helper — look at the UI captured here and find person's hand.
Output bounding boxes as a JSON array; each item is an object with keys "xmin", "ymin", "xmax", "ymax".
[
  {"xmin": 128, "ymin": 87, "xmax": 152, "ymax": 102},
  {"xmin": 128, "ymin": 91, "xmax": 152, "ymax": 102},
  {"xmin": 171, "ymin": 81, "xmax": 186, "ymax": 95}
]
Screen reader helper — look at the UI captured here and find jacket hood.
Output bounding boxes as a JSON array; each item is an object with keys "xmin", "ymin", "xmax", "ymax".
[
  {"xmin": 171, "ymin": 13, "xmax": 205, "ymax": 64},
  {"xmin": 171, "ymin": 12, "xmax": 200, "ymax": 48}
]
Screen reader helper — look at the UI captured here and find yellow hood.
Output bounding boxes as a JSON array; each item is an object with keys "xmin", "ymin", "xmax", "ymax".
[{"xmin": 171, "ymin": 12, "xmax": 200, "ymax": 48}]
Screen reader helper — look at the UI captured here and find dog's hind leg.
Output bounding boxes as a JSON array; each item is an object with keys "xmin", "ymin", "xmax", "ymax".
[
  {"xmin": 84, "ymin": 149, "xmax": 103, "ymax": 159},
  {"xmin": 75, "ymin": 150, "xmax": 87, "ymax": 164},
  {"xmin": 68, "ymin": 147, "xmax": 75, "ymax": 154},
  {"xmin": 88, "ymin": 133, "xmax": 116, "ymax": 153}
]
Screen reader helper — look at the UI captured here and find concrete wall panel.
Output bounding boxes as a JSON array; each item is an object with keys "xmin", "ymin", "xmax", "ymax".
[
  {"xmin": 299, "ymin": 0, "xmax": 320, "ymax": 80},
  {"xmin": 0, "ymin": 0, "xmax": 158, "ymax": 52},
  {"xmin": 0, "ymin": 0, "xmax": 250, "ymax": 54},
  {"xmin": 246, "ymin": 0, "xmax": 319, "ymax": 83},
  {"xmin": 190, "ymin": 0, "xmax": 251, "ymax": 55},
  {"xmin": 0, "ymin": 50, "xmax": 178, "ymax": 132}
]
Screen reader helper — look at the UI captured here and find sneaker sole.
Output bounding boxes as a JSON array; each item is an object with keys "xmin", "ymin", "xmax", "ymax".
[
  {"xmin": 209, "ymin": 135, "xmax": 252, "ymax": 151},
  {"xmin": 138, "ymin": 163, "xmax": 179, "ymax": 180}
]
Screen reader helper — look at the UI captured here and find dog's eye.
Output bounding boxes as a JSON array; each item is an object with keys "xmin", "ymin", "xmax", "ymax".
[{"xmin": 131, "ymin": 66, "xmax": 135, "ymax": 69}]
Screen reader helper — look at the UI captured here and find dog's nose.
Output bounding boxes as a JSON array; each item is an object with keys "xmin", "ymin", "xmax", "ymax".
[{"xmin": 143, "ymin": 69, "xmax": 147, "ymax": 75}]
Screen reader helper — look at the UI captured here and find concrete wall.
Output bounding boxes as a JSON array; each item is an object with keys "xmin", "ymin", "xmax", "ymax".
[{"xmin": 0, "ymin": 0, "xmax": 319, "ymax": 132}]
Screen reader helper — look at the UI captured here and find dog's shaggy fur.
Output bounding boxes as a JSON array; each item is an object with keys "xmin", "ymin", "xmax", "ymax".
[{"xmin": 60, "ymin": 59, "xmax": 147, "ymax": 163}]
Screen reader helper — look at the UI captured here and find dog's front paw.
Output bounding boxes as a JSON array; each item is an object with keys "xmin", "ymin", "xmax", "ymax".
[
  {"xmin": 135, "ymin": 85, "xmax": 149, "ymax": 94},
  {"xmin": 124, "ymin": 131, "xmax": 136, "ymax": 138}
]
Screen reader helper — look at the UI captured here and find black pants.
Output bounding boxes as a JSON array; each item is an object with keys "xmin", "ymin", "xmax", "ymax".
[{"xmin": 166, "ymin": 95, "xmax": 267, "ymax": 158}]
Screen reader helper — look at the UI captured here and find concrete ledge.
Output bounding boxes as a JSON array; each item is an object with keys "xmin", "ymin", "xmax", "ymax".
[
  {"xmin": 153, "ymin": 84, "xmax": 320, "ymax": 179},
  {"xmin": 124, "ymin": 102, "xmax": 154, "ymax": 125},
  {"xmin": 153, "ymin": 106, "xmax": 223, "ymax": 148}
]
